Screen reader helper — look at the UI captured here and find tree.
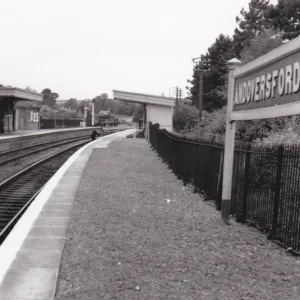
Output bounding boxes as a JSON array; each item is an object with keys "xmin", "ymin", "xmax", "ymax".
[
  {"xmin": 56, "ymin": 107, "xmax": 80, "ymax": 120},
  {"xmin": 64, "ymin": 98, "xmax": 79, "ymax": 111},
  {"xmin": 187, "ymin": 34, "xmax": 236, "ymax": 110},
  {"xmin": 51, "ymin": 93, "xmax": 59, "ymax": 106},
  {"xmin": 25, "ymin": 86, "xmax": 38, "ymax": 93},
  {"xmin": 39, "ymin": 105, "xmax": 81, "ymax": 120},
  {"xmin": 173, "ymin": 104, "xmax": 200, "ymax": 133},
  {"xmin": 240, "ymin": 28, "xmax": 283, "ymax": 64},
  {"xmin": 188, "ymin": 106, "xmax": 227, "ymax": 142},
  {"xmin": 266, "ymin": 0, "xmax": 300, "ymax": 40},
  {"xmin": 206, "ymin": 34, "xmax": 238, "ymax": 107},
  {"xmin": 100, "ymin": 93, "xmax": 108, "ymax": 100},
  {"xmin": 132, "ymin": 105, "xmax": 144, "ymax": 122},
  {"xmin": 78, "ymin": 100, "xmax": 88, "ymax": 114},
  {"xmin": 233, "ymin": 0, "xmax": 272, "ymax": 56},
  {"xmin": 41, "ymin": 88, "xmax": 51, "ymax": 104},
  {"xmin": 94, "ymin": 94, "xmax": 109, "ymax": 113},
  {"xmin": 209, "ymin": 29, "xmax": 283, "ymax": 110},
  {"xmin": 41, "ymin": 88, "xmax": 59, "ymax": 106}
]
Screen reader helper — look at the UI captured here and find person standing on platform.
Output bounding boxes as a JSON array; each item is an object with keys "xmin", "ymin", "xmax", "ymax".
[
  {"xmin": 138, "ymin": 119, "xmax": 143, "ymax": 130},
  {"xmin": 91, "ymin": 129, "xmax": 100, "ymax": 141}
]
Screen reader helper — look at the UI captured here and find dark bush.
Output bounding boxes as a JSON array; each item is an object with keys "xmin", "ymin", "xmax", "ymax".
[{"xmin": 173, "ymin": 104, "xmax": 200, "ymax": 133}]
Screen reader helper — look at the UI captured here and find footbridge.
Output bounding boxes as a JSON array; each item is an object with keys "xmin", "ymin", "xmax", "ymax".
[{"xmin": 113, "ymin": 90, "xmax": 175, "ymax": 139}]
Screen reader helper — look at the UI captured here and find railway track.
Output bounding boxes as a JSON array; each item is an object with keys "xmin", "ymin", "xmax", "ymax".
[
  {"xmin": 0, "ymin": 135, "xmax": 88, "ymax": 164},
  {"xmin": 0, "ymin": 130, "xmax": 117, "ymax": 244},
  {"xmin": 0, "ymin": 130, "xmax": 118, "ymax": 183}
]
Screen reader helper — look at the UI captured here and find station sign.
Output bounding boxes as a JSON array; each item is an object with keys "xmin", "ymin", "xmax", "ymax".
[
  {"xmin": 221, "ymin": 37, "xmax": 300, "ymax": 223},
  {"xmin": 230, "ymin": 38, "xmax": 300, "ymax": 121},
  {"xmin": 234, "ymin": 53, "xmax": 300, "ymax": 112}
]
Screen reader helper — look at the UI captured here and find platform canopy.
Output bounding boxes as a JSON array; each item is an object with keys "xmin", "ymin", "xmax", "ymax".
[
  {"xmin": 0, "ymin": 87, "xmax": 43, "ymax": 102},
  {"xmin": 113, "ymin": 90, "xmax": 175, "ymax": 107}
]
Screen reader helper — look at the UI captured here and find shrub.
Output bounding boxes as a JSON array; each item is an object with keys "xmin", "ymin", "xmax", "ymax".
[
  {"xmin": 173, "ymin": 102, "xmax": 299, "ymax": 144},
  {"xmin": 254, "ymin": 129, "xmax": 300, "ymax": 145},
  {"xmin": 184, "ymin": 107, "xmax": 226, "ymax": 143},
  {"xmin": 173, "ymin": 104, "xmax": 200, "ymax": 133}
]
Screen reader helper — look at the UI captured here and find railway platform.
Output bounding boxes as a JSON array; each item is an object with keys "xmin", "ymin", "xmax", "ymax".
[
  {"xmin": 0, "ymin": 128, "xmax": 136, "ymax": 300},
  {"xmin": 0, "ymin": 128, "xmax": 89, "ymax": 140},
  {"xmin": 0, "ymin": 125, "xmax": 134, "ymax": 153},
  {"xmin": 0, "ymin": 129, "xmax": 299, "ymax": 300},
  {"xmin": 0, "ymin": 125, "xmax": 132, "ymax": 140}
]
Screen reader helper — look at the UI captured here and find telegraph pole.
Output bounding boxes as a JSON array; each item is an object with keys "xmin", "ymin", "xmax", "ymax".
[
  {"xmin": 192, "ymin": 55, "xmax": 211, "ymax": 119},
  {"xmin": 198, "ymin": 71, "xmax": 204, "ymax": 116},
  {"xmin": 173, "ymin": 86, "xmax": 182, "ymax": 107}
]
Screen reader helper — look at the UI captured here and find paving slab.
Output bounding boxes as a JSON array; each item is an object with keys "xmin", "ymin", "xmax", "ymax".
[
  {"xmin": 0, "ymin": 268, "xmax": 57, "ymax": 299},
  {"xmin": 11, "ymin": 250, "xmax": 61, "ymax": 268},
  {"xmin": 43, "ymin": 203, "xmax": 72, "ymax": 211},
  {"xmin": 28, "ymin": 227, "xmax": 67, "ymax": 238},
  {"xmin": 39, "ymin": 209, "xmax": 72, "ymax": 218},
  {"xmin": 33, "ymin": 217, "xmax": 69, "ymax": 228},
  {"xmin": 20, "ymin": 237, "xmax": 65, "ymax": 252},
  {"xmin": 47, "ymin": 195, "xmax": 75, "ymax": 204}
]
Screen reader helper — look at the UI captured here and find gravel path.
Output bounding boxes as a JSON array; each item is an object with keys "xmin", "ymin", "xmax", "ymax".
[{"xmin": 55, "ymin": 139, "xmax": 300, "ymax": 300}]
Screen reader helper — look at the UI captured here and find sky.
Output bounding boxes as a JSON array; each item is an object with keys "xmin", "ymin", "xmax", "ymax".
[{"xmin": 0, "ymin": 0, "xmax": 277, "ymax": 100}]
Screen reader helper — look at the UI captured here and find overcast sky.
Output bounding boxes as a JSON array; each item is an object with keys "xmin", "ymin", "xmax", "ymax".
[{"xmin": 0, "ymin": 0, "xmax": 277, "ymax": 100}]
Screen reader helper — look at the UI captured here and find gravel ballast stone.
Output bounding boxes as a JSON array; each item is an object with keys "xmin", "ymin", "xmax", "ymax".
[{"xmin": 55, "ymin": 138, "xmax": 300, "ymax": 300}]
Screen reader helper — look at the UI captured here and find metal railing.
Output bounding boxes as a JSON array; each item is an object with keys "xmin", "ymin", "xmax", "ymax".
[{"xmin": 149, "ymin": 122, "xmax": 300, "ymax": 254}]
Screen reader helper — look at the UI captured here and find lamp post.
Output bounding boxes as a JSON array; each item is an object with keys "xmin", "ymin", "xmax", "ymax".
[
  {"xmin": 192, "ymin": 55, "xmax": 211, "ymax": 118},
  {"xmin": 84, "ymin": 106, "xmax": 89, "ymax": 127},
  {"xmin": 91, "ymin": 98, "xmax": 95, "ymax": 126}
]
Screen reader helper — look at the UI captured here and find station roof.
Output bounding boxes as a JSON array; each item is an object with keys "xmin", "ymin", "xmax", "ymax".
[
  {"xmin": 0, "ymin": 87, "xmax": 43, "ymax": 102},
  {"xmin": 14, "ymin": 100, "xmax": 41, "ymax": 109},
  {"xmin": 113, "ymin": 90, "xmax": 175, "ymax": 107}
]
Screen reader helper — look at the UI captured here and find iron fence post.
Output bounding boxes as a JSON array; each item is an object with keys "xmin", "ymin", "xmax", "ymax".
[
  {"xmin": 271, "ymin": 144, "xmax": 284, "ymax": 238},
  {"xmin": 216, "ymin": 150, "xmax": 224, "ymax": 210},
  {"xmin": 241, "ymin": 143, "xmax": 251, "ymax": 223}
]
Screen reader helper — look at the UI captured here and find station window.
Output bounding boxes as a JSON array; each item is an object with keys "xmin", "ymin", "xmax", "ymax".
[
  {"xmin": 30, "ymin": 111, "xmax": 39, "ymax": 123},
  {"xmin": 34, "ymin": 112, "xmax": 39, "ymax": 123}
]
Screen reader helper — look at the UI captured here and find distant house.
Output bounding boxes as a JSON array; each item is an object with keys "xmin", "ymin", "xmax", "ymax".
[
  {"xmin": 97, "ymin": 109, "xmax": 119, "ymax": 126},
  {"xmin": 13, "ymin": 100, "xmax": 41, "ymax": 131},
  {"xmin": 118, "ymin": 115, "xmax": 133, "ymax": 123}
]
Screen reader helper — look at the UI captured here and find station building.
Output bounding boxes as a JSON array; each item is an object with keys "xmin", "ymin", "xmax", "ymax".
[
  {"xmin": 13, "ymin": 100, "xmax": 41, "ymax": 131},
  {"xmin": 0, "ymin": 87, "xmax": 43, "ymax": 134},
  {"xmin": 113, "ymin": 90, "xmax": 175, "ymax": 139}
]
